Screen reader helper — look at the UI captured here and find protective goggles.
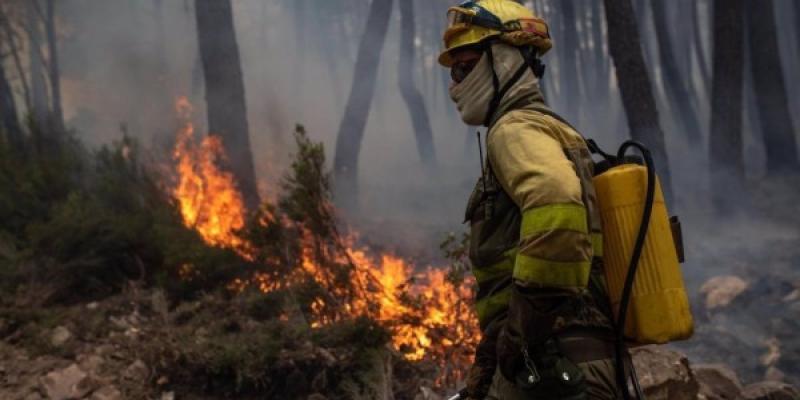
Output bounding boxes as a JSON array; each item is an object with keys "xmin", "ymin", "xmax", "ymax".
[{"xmin": 446, "ymin": 2, "xmax": 505, "ymax": 32}]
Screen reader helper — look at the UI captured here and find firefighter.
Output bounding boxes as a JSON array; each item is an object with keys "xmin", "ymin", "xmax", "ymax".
[{"xmin": 440, "ymin": 1, "xmax": 623, "ymax": 398}]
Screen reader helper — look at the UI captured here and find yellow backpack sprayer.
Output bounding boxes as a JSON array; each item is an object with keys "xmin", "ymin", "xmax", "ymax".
[{"xmin": 588, "ymin": 139, "xmax": 693, "ymax": 400}]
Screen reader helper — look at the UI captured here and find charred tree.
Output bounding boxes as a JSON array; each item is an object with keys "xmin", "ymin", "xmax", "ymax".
[
  {"xmin": 44, "ymin": 0, "xmax": 63, "ymax": 131},
  {"xmin": 590, "ymin": 1, "xmax": 610, "ymax": 102},
  {"xmin": 745, "ymin": 0, "xmax": 798, "ymax": 172},
  {"xmin": 651, "ymin": 0, "xmax": 702, "ymax": 144},
  {"xmin": 27, "ymin": 1, "xmax": 48, "ymax": 127},
  {"xmin": 603, "ymin": 0, "xmax": 673, "ymax": 198},
  {"xmin": 194, "ymin": 0, "xmax": 260, "ymax": 210},
  {"xmin": 559, "ymin": 0, "xmax": 582, "ymax": 123},
  {"xmin": 0, "ymin": 10, "xmax": 31, "ymax": 112},
  {"xmin": 692, "ymin": 0, "xmax": 710, "ymax": 88},
  {"xmin": 709, "ymin": 0, "xmax": 744, "ymax": 211},
  {"xmin": 0, "ymin": 58, "xmax": 22, "ymax": 149},
  {"xmin": 333, "ymin": 0, "xmax": 393, "ymax": 206},
  {"xmin": 398, "ymin": 0, "xmax": 435, "ymax": 167}
]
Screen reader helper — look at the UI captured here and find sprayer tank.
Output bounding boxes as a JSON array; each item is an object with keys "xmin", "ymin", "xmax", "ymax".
[{"xmin": 593, "ymin": 164, "xmax": 693, "ymax": 344}]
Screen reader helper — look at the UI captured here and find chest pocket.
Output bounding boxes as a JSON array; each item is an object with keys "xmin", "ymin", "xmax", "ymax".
[{"xmin": 464, "ymin": 173, "xmax": 521, "ymax": 271}]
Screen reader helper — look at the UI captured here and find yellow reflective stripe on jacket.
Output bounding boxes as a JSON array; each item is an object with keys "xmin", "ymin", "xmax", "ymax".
[
  {"xmin": 513, "ymin": 254, "xmax": 591, "ymax": 288},
  {"xmin": 472, "ymin": 249, "xmax": 517, "ymax": 284},
  {"xmin": 520, "ymin": 203, "xmax": 588, "ymax": 238},
  {"xmin": 591, "ymin": 232, "xmax": 603, "ymax": 258},
  {"xmin": 474, "ymin": 286, "xmax": 512, "ymax": 325}
]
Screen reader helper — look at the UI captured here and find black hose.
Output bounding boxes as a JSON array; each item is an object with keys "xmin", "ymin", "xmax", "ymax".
[{"xmin": 614, "ymin": 140, "xmax": 655, "ymax": 400}]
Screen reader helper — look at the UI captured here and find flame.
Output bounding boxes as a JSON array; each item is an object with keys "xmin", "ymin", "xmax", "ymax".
[
  {"xmin": 170, "ymin": 97, "xmax": 479, "ymax": 386},
  {"xmin": 172, "ymin": 96, "xmax": 251, "ymax": 255}
]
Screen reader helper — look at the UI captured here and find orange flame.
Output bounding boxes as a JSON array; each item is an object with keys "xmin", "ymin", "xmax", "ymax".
[
  {"xmin": 172, "ymin": 96, "xmax": 250, "ymax": 255},
  {"xmin": 170, "ymin": 97, "xmax": 479, "ymax": 386}
]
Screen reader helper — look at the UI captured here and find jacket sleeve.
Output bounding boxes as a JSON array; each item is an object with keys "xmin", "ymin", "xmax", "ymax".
[{"xmin": 487, "ymin": 115, "xmax": 592, "ymax": 290}]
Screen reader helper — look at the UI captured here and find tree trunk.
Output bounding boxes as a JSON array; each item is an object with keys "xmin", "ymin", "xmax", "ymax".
[
  {"xmin": 603, "ymin": 0, "xmax": 673, "ymax": 199},
  {"xmin": 651, "ymin": 0, "xmax": 702, "ymax": 144},
  {"xmin": 590, "ymin": 0, "xmax": 610, "ymax": 101},
  {"xmin": 559, "ymin": 0, "xmax": 582, "ymax": 124},
  {"xmin": 333, "ymin": 0, "xmax": 393, "ymax": 207},
  {"xmin": 0, "ymin": 56, "xmax": 22, "ymax": 149},
  {"xmin": 27, "ymin": 1, "xmax": 48, "ymax": 127},
  {"xmin": 194, "ymin": 0, "xmax": 260, "ymax": 210},
  {"xmin": 745, "ymin": 0, "xmax": 798, "ymax": 172},
  {"xmin": 0, "ymin": 10, "xmax": 31, "ymax": 112},
  {"xmin": 398, "ymin": 0, "xmax": 435, "ymax": 167},
  {"xmin": 692, "ymin": 0, "xmax": 710, "ymax": 88},
  {"xmin": 709, "ymin": 0, "xmax": 744, "ymax": 212},
  {"xmin": 45, "ymin": 0, "xmax": 63, "ymax": 132}
]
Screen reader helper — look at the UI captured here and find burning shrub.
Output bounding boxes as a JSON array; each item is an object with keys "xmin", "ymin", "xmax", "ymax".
[
  {"xmin": 0, "ymin": 126, "xmax": 246, "ymax": 305},
  {"xmin": 0, "ymin": 114, "xmax": 480, "ymax": 396}
]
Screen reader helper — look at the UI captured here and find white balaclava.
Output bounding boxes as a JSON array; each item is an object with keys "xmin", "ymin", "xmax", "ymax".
[{"xmin": 449, "ymin": 43, "xmax": 539, "ymax": 126}]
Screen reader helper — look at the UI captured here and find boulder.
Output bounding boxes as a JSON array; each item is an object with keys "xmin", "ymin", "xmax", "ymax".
[
  {"xmin": 631, "ymin": 346, "xmax": 699, "ymax": 400},
  {"xmin": 700, "ymin": 276, "xmax": 749, "ymax": 310},
  {"xmin": 40, "ymin": 364, "xmax": 96, "ymax": 400},
  {"xmin": 741, "ymin": 381, "xmax": 800, "ymax": 400},
  {"xmin": 692, "ymin": 363, "xmax": 742, "ymax": 400}
]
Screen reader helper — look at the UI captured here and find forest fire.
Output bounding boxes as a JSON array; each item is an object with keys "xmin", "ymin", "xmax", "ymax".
[
  {"xmin": 172, "ymin": 96, "xmax": 251, "ymax": 255},
  {"xmin": 169, "ymin": 97, "xmax": 480, "ymax": 381}
]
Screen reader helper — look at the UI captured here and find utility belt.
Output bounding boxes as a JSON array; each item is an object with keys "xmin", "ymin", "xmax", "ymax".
[
  {"xmin": 556, "ymin": 328, "xmax": 618, "ymax": 364},
  {"xmin": 497, "ymin": 327, "xmax": 626, "ymax": 398}
]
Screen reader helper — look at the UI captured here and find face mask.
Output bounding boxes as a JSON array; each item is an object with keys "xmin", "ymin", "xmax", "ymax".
[{"xmin": 449, "ymin": 52, "xmax": 495, "ymax": 126}]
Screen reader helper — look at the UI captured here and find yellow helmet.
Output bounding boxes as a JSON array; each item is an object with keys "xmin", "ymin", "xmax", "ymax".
[{"xmin": 438, "ymin": 0, "xmax": 552, "ymax": 67}]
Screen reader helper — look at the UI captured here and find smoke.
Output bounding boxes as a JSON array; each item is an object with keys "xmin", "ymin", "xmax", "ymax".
[{"xmin": 18, "ymin": 0, "xmax": 800, "ymax": 381}]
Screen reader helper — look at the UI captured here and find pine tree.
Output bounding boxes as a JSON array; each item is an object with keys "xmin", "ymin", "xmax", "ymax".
[
  {"xmin": 709, "ymin": 0, "xmax": 745, "ymax": 211},
  {"xmin": 603, "ymin": 0, "xmax": 673, "ymax": 198},
  {"xmin": 194, "ymin": 0, "xmax": 260, "ymax": 210},
  {"xmin": 745, "ymin": 0, "xmax": 798, "ymax": 172},
  {"xmin": 333, "ymin": 0, "xmax": 394, "ymax": 207},
  {"xmin": 399, "ymin": 0, "xmax": 436, "ymax": 167}
]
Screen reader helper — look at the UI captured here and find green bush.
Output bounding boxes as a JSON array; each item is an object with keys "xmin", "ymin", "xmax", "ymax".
[{"xmin": 0, "ymin": 128, "xmax": 251, "ymax": 304}]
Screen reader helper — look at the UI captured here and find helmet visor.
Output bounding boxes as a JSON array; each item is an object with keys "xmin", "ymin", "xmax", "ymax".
[{"xmin": 446, "ymin": 2, "xmax": 504, "ymax": 32}]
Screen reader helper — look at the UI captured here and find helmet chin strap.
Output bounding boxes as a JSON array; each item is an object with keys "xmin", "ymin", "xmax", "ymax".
[{"xmin": 482, "ymin": 44, "xmax": 547, "ymax": 128}]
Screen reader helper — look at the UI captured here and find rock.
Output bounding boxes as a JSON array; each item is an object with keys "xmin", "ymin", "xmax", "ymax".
[
  {"xmin": 760, "ymin": 338, "xmax": 781, "ymax": 367},
  {"xmin": 307, "ymin": 394, "xmax": 327, "ymax": 400},
  {"xmin": 49, "ymin": 327, "xmax": 72, "ymax": 347},
  {"xmin": 86, "ymin": 302, "xmax": 99, "ymax": 310},
  {"xmin": 631, "ymin": 346, "xmax": 699, "ymax": 400},
  {"xmin": 93, "ymin": 344, "xmax": 115, "ymax": 357},
  {"xmin": 40, "ymin": 364, "xmax": 96, "ymax": 400},
  {"xmin": 692, "ymin": 363, "xmax": 742, "ymax": 400},
  {"xmin": 741, "ymin": 381, "xmax": 800, "ymax": 400},
  {"xmin": 123, "ymin": 359, "xmax": 149, "ymax": 382},
  {"xmin": 77, "ymin": 354, "xmax": 104, "ymax": 375},
  {"xmin": 91, "ymin": 385, "xmax": 122, "ymax": 400},
  {"xmin": 160, "ymin": 391, "xmax": 175, "ymax": 400},
  {"xmin": 156, "ymin": 375, "xmax": 169, "ymax": 386},
  {"xmin": 764, "ymin": 366, "xmax": 785, "ymax": 382},
  {"xmin": 700, "ymin": 276, "xmax": 749, "ymax": 310}
]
